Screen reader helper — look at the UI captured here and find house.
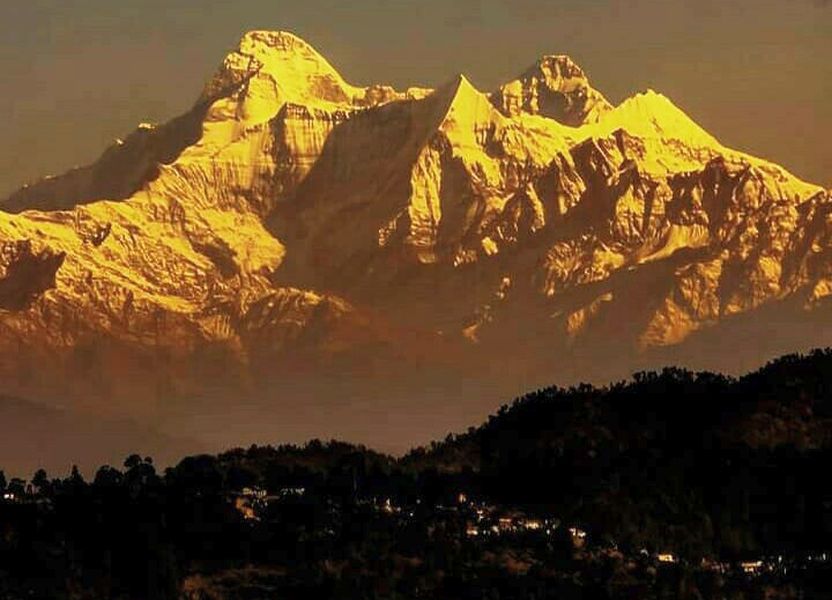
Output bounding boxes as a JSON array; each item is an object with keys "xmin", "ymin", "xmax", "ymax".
[
  {"xmin": 568, "ymin": 526, "xmax": 587, "ymax": 547},
  {"xmin": 232, "ymin": 486, "xmax": 278, "ymax": 521},
  {"xmin": 498, "ymin": 517, "xmax": 515, "ymax": 532},
  {"xmin": 740, "ymin": 560, "xmax": 764, "ymax": 574},
  {"xmin": 241, "ymin": 486, "xmax": 267, "ymax": 500},
  {"xmin": 234, "ymin": 496, "xmax": 259, "ymax": 521},
  {"xmin": 657, "ymin": 553, "xmax": 677, "ymax": 564}
]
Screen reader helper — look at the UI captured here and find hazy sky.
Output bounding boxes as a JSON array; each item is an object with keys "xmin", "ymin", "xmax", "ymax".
[{"xmin": 1, "ymin": 0, "xmax": 830, "ymax": 197}]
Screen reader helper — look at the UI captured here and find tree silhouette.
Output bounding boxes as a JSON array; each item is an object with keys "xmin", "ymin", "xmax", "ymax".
[
  {"xmin": 67, "ymin": 465, "xmax": 85, "ymax": 490},
  {"xmin": 93, "ymin": 465, "xmax": 124, "ymax": 487},
  {"xmin": 124, "ymin": 454, "xmax": 143, "ymax": 470},
  {"xmin": 32, "ymin": 468, "xmax": 49, "ymax": 495},
  {"xmin": 7, "ymin": 477, "xmax": 25, "ymax": 496}
]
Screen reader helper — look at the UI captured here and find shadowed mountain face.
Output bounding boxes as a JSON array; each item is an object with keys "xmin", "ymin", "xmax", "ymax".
[{"xmin": 0, "ymin": 30, "xmax": 830, "ymax": 465}]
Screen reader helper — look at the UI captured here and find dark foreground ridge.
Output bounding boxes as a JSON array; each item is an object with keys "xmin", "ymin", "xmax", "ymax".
[{"xmin": 2, "ymin": 349, "xmax": 832, "ymax": 598}]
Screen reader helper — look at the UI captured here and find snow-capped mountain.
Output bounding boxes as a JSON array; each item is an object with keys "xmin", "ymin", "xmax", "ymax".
[{"xmin": 1, "ymin": 31, "xmax": 829, "ymax": 454}]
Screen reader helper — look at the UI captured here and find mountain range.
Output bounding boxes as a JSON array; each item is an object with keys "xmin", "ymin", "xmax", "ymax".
[{"xmin": 1, "ymin": 31, "xmax": 830, "ymax": 469}]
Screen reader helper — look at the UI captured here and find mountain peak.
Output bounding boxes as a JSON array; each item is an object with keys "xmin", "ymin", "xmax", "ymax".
[
  {"xmin": 603, "ymin": 89, "xmax": 720, "ymax": 147},
  {"xmin": 432, "ymin": 73, "xmax": 498, "ymax": 128},
  {"xmin": 491, "ymin": 54, "xmax": 612, "ymax": 126},
  {"xmin": 239, "ymin": 29, "xmax": 312, "ymax": 51},
  {"xmin": 201, "ymin": 29, "xmax": 356, "ymax": 110},
  {"xmin": 235, "ymin": 30, "xmax": 343, "ymax": 77},
  {"xmin": 448, "ymin": 73, "xmax": 478, "ymax": 97},
  {"xmin": 533, "ymin": 54, "xmax": 588, "ymax": 81},
  {"xmin": 199, "ymin": 30, "xmax": 430, "ymax": 134}
]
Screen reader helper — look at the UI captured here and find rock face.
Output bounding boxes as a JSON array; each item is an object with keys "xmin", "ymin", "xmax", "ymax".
[{"xmin": 1, "ymin": 30, "xmax": 830, "ymax": 449}]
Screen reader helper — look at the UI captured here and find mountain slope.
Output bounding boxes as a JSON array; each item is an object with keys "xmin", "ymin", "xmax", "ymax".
[{"xmin": 0, "ymin": 30, "xmax": 829, "ymax": 456}]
